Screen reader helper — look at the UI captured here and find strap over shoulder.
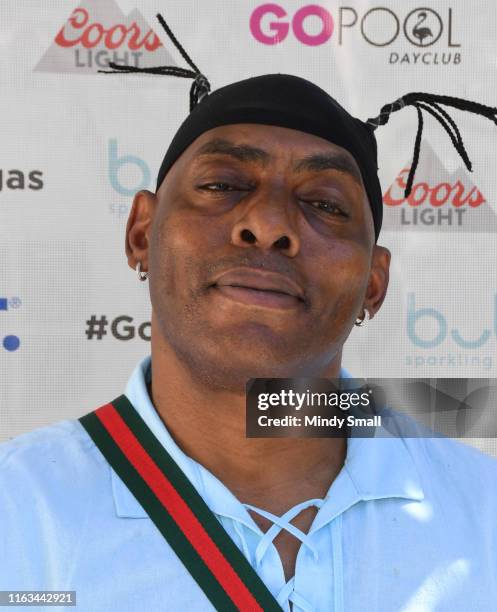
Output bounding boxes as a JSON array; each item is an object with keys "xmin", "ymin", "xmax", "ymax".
[{"xmin": 79, "ymin": 395, "xmax": 283, "ymax": 612}]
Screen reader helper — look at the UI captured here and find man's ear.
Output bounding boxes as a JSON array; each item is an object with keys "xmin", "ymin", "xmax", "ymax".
[
  {"xmin": 364, "ymin": 245, "xmax": 391, "ymax": 319},
  {"xmin": 125, "ymin": 190, "xmax": 157, "ymax": 271}
]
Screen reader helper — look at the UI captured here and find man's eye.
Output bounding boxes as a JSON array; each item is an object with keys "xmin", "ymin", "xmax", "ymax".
[
  {"xmin": 200, "ymin": 182, "xmax": 237, "ymax": 192},
  {"xmin": 305, "ymin": 200, "xmax": 347, "ymax": 216}
]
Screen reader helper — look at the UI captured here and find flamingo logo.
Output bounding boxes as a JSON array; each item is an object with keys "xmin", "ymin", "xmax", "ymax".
[{"xmin": 404, "ymin": 8, "xmax": 443, "ymax": 47}]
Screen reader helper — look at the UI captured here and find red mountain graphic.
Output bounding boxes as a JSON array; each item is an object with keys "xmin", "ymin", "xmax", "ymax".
[
  {"xmin": 382, "ymin": 140, "xmax": 497, "ymax": 232},
  {"xmin": 34, "ymin": 0, "xmax": 176, "ymax": 74}
]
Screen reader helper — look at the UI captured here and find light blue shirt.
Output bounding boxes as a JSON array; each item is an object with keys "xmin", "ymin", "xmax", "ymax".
[{"xmin": 1, "ymin": 354, "xmax": 497, "ymax": 611}]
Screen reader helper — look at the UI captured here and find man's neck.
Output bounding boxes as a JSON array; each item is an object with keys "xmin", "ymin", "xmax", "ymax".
[{"xmin": 148, "ymin": 335, "xmax": 347, "ymax": 514}]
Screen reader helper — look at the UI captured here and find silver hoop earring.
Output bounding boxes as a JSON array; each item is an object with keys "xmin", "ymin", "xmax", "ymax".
[
  {"xmin": 354, "ymin": 308, "xmax": 370, "ymax": 327},
  {"xmin": 136, "ymin": 261, "xmax": 148, "ymax": 281}
]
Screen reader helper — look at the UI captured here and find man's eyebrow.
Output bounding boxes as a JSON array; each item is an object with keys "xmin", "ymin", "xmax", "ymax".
[
  {"xmin": 195, "ymin": 138, "xmax": 363, "ymax": 185},
  {"xmin": 195, "ymin": 138, "xmax": 270, "ymax": 165},
  {"xmin": 293, "ymin": 152, "xmax": 363, "ymax": 186}
]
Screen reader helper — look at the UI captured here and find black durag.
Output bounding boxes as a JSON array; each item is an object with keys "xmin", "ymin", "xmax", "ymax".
[
  {"xmin": 155, "ymin": 72, "xmax": 384, "ymax": 240},
  {"xmin": 101, "ymin": 13, "xmax": 497, "ymax": 243}
]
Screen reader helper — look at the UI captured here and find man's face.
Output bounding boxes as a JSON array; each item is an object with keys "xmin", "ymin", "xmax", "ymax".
[{"xmin": 129, "ymin": 124, "xmax": 390, "ymax": 390}]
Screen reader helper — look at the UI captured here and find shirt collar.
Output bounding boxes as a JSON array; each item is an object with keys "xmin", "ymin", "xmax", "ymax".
[
  {"xmin": 113, "ymin": 354, "xmax": 259, "ymax": 525},
  {"xmin": 111, "ymin": 355, "xmax": 424, "ymax": 525}
]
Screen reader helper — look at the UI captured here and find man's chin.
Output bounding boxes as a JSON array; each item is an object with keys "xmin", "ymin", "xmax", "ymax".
[
  {"xmin": 202, "ymin": 328, "xmax": 314, "ymax": 384},
  {"xmin": 196, "ymin": 360, "xmax": 298, "ymax": 394},
  {"xmin": 214, "ymin": 319, "xmax": 297, "ymax": 348}
]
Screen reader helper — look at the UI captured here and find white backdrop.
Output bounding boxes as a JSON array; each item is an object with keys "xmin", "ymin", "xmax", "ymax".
[{"xmin": 1, "ymin": 0, "xmax": 496, "ymax": 458}]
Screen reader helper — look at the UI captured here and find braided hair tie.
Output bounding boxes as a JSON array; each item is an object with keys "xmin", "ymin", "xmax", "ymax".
[
  {"xmin": 98, "ymin": 13, "xmax": 211, "ymax": 112},
  {"xmin": 366, "ymin": 93, "xmax": 497, "ymax": 198}
]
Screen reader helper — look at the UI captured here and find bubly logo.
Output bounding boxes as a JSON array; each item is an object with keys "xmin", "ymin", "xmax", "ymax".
[
  {"xmin": 250, "ymin": 4, "xmax": 461, "ymax": 64},
  {"xmin": 108, "ymin": 139, "xmax": 151, "ymax": 196},
  {"xmin": 382, "ymin": 141, "xmax": 496, "ymax": 232},
  {"xmin": 34, "ymin": 0, "xmax": 176, "ymax": 74},
  {"xmin": 407, "ymin": 293, "xmax": 497, "ymax": 349},
  {"xmin": 108, "ymin": 139, "xmax": 153, "ymax": 218}
]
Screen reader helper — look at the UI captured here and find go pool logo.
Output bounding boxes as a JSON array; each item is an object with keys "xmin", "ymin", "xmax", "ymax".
[{"xmin": 249, "ymin": 4, "xmax": 462, "ymax": 65}]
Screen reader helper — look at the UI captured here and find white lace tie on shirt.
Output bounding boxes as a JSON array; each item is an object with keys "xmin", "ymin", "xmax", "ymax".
[{"xmin": 243, "ymin": 498, "xmax": 325, "ymax": 611}]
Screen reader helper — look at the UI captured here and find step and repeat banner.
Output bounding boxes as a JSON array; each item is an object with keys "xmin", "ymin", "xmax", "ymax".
[{"xmin": 1, "ymin": 1, "xmax": 497, "ymax": 455}]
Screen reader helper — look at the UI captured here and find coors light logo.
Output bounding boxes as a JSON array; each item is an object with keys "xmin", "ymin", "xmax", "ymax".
[
  {"xmin": 34, "ymin": 0, "xmax": 176, "ymax": 74},
  {"xmin": 382, "ymin": 140, "xmax": 496, "ymax": 233}
]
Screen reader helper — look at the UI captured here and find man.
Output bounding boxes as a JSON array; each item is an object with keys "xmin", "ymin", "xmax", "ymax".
[{"xmin": 2, "ymin": 29, "xmax": 497, "ymax": 611}]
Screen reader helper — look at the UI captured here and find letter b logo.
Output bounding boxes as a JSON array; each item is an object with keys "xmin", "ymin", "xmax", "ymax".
[
  {"xmin": 407, "ymin": 292, "xmax": 492, "ymax": 349},
  {"xmin": 108, "ymin": 139, "xmax": 150, "ymax": 196},
  {"xmin": 407, "ymin": 292, "xmax": 447, "ymax": 348}
]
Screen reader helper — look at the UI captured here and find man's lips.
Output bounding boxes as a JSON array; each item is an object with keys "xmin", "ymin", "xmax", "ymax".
[{"xmin": 210, "ymin": 268, "xmax": 305, "ymax": 310}]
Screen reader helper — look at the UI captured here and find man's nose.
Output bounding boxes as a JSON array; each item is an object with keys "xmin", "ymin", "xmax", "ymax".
[{"xmin": 230, "ymin": 185, "xmax": 300, "ymax": 257}]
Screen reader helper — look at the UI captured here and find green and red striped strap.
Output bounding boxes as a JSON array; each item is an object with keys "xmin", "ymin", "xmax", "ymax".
[{"xmin": 79, "ymin": 395, "xmax": 283, "ymax": 612}]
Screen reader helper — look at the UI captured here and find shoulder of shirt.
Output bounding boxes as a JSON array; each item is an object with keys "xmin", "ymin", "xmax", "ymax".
[
  {"xmin": 382, "ymin": 406, "xmax": 497, "ymax": 472},
  {"xmin": 405, "ymin": 431, "xmax": 497, "ymax": 469},
  {"xmin": 402, "ymin": 428, "xmax": 497, "ymax": 500},
  {"xmin": 380, "ymin": 406, "xmax": 497, "ymax": 504},
  {"xmin": 0, "ymin": 418, "xmax": 102, "ymax": 474},
  {"xmin": 0, "ymin": 418, "xmax": 116, "ymax": 532}
]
